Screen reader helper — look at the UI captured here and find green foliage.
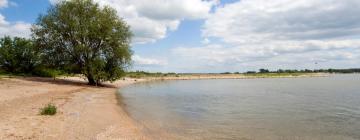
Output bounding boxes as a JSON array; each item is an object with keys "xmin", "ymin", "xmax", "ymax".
[
  {"xmin": 246, "ymin": 71, "xmax": 257, "ymax": 74},
  {"xmin": 313, "ymin": 68, "xmax": 360, "ymax": 73},
  {"xmin": 32, "ymin": 67, "xmax": 64, "ymax": 78},
  {"xmin": 32, "ymin": 0, "xmax": 132, "ymax": 85},
  {"xmin": 221, "ymin": 72, "xmax": 232, "ymax": 74},
  {"xmin": 244, "ymin": 72, "xmax": 304, "ymax": 77},
  {"xmin": 273, "ymin": 68, "xmax": 360, "ymax": 74},
  {"xmin": 0, "ymin": 36, "xmax": 65, "ymax": 78},
  {"xmin": 126, "ymin": 71, "xmax": 178, "ymax": 78},
  {"xmin": 259, "ymin": 69, "xmax": 270, "ymax": 73},
  {"xmin": 40, "ymin": 103, "xmax": 57, "ymax": 115},
  {"xmin": 0, "ymin": 36, "xmax": 40, "ymax": 74}
]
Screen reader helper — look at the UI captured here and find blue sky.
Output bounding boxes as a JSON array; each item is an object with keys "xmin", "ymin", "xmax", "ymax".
[{"xmin": 1, "ymin": 0, "xmax": 360, "ymax": 73}]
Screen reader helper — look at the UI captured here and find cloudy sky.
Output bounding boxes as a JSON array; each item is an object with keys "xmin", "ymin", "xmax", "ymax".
[{"xmin": 1, "ymin": 0, "xmax": 360, "ymax": 73}]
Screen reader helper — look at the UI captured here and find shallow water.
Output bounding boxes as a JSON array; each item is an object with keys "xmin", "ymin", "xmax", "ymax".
[{"xmin": 119, "ymin": 74, "xmax": 360, "ymax": 140}]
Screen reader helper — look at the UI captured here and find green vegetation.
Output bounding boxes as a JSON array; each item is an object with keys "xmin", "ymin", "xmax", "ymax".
[
  {"xmin": 126, "ymin": 68, "xmax": 360, "ymax": 79},
  {"xmin": 312, "ymin": 68, "xmax": 360, "ymax": 73},
  {"xmin": 243, "ymin": 72, "xmax": 304, "ymax": 77},
  {"xmin": 40, "ymin": 103, "xmax": 57, "ymax": 116},
  {"xmin": 32, "ymin": 68, "xmax": 67, "ymax": 78},
  {"xmin": 0, "ymin": 36, "xmax": 68, "ymax": 78},
  {"xmin": 0, "ymin": 37, "xmax": 40, "ymax": 74},
  {"xmin": 0, "ymin": 0, "xmax": 133, "ymax": 85},
  {"xmin": 259, "ymin": 69, "xmax": 270, "ymax": 73},
  {"xmin": 32, "ymin": 0, "xmax": 132, "ymax": 85},
  {"xmin": 244, "ymin": 68, "xmax": 360, "ymax": 74},
  {"xmin": 126, "ymin": 71, "xmax": 178, "ymax": 78},
  {"xmin": 220, "ymin": 72, "xmax": 232, "ymax": 74}
]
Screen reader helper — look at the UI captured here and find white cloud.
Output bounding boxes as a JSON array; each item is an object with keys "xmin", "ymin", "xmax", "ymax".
[
  {"xmin": 176, "ymin": 0, "xmax": 360, "ymax": 72},
  {"xmin": 172, "ymin": 39, "xmax": 360, "ymax": 72},
  {"xmin": 51, "ymin": 0, "xmax": 217, "ymax": 44},
  {"xmin": 201, "ymin": 38, "xmax": 210, "ymax": 44},
  {"xmin": 204, "ymin": 0, "xmax": 360, "ymax": 44},
  {"xmin": 132, "ymin": 55, "xmax": 168, "ymax": 66},
  {"xmin": 174, "ymin": 40, "xmax": 360, "ymax": 63},
  {"xmin": 0, "ymin": 14, "xmax": 31, "ymax": 38},
  {"xmin": 0, "ymin": 0, "xmax": 8, "ymax": 8},
  {"xmin": 49, "ymin": 0, "xmax": 58, "ymax": 5},
  {"xmin": 0, "ymin": 0, "xmax": 17, "ymax": 8},
  {"xmin": 0, "ymin": 1, "xmax": 31, "ymax": 38}
]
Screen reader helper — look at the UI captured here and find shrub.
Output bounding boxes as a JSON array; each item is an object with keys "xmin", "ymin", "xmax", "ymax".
[
  {"xmin": 0, "ymin": 69, "xmax": 6, "ymax": 75},
  {"xmin": 40, "ymin": 103, "xmax": 57, "ymax": 115},
  {"xmin": 32, "ymin": 68, "xmax": 63, "ymax": 78}
]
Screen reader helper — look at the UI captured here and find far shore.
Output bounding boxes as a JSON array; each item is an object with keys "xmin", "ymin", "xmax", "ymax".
[
  {"xmin": 131, "ymin": 72, "xmax": 330, "ymax": 81},
  {"xmin": 0, "ymin": 72, "xmax": 333, "ymax": 139}
]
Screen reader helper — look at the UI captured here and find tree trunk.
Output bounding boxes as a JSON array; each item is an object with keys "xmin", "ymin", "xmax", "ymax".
[{"xmin": 87, "ymin": 76, "xmax": 97, "ymax": 86}]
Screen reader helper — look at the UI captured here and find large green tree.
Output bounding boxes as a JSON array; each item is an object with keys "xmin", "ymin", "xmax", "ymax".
[
  {"xmin": 0, "ymin": 36, "xmax": 40, "ymax": 73},
  {"xmin": 32, "ymin": 0, "xmax": 132, "ymax": 85}
]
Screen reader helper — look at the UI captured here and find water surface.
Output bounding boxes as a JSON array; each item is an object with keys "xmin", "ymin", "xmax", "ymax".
[{"xmin": 119, "ymin": 74, "xmax": 360, "ymax": 140}]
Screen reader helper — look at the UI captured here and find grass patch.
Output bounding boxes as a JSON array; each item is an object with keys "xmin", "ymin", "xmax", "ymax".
[
  {"xmin": 40, "ymin": 103, "xmax": 57, "ymax": 116},
  {"xmin": 32, "ymin": 68, "xmax": 65, "ymax": 78}
]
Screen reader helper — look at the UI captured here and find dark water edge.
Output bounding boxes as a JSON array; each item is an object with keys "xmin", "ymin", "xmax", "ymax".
[{"xmin": 118, "ymin": 74, "xmax": 360, "ymax": 140}]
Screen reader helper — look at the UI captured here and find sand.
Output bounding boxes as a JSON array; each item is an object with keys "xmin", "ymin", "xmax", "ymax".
[{"xmin": 0, "ymin": 76, "xmax": 148, "ymax": 140}]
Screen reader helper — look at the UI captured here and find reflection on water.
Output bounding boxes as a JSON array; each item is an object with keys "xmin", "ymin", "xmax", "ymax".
[{"xmin": 119, "ymin": 74, "xmax": 360, "ymax": 140}]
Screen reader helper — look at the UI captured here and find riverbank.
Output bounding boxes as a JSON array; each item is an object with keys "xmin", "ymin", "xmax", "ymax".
[
  {"xmin": 0, "ymin": 76, "xmax": 149, "ymax": 140},
  {"xmin": 137, "ymin": 72, "xmax": 329, "ymax": 80}
]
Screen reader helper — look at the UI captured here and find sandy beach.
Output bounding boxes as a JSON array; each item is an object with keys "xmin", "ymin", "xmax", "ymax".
[{"xmin": 0, "ymin": 76, "xmax": 149, "ymax": 140}]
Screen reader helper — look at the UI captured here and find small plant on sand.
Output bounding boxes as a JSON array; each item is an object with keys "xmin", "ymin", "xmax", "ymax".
[{"xmin": 40, "ymin": 103, "xmax": 57, "ymax": 115}]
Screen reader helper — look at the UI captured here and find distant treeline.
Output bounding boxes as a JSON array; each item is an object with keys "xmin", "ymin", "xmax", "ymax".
[
  {"xmin": 126, "ymin": 68, "xmax": 360, "ymax": 77},
  {"xmin": 243, "ymin": 68, "xmax": 360, "ymax": 74},
  {"xmin": 126, "ymin": 71, "xmax": 179, "ymax": 78}
]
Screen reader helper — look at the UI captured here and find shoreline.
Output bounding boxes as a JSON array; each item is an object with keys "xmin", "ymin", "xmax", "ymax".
[
  {"xmin": 0, "ymin": 73, "xmax": 333, "ymax": 139},
  {"xmin": 132, "ymin": 72, "xmax": 330, "ymax": 81}
]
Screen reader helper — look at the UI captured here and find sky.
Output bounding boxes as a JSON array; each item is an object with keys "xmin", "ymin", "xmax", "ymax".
[{"xmin": 1, "ymin": 0, "xmax": 360, "ymax": 73}]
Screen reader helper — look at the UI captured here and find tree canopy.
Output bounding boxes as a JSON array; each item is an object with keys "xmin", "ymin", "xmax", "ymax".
[
  {"xmin": 0, "ymin": 37, "xmax": 40, "ymax": 73},
  {"xmin": 32, "ymin": 0, "xmax": 133, "ymax": 85}
]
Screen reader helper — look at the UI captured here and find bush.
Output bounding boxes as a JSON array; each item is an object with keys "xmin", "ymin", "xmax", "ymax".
[
  {"xmin": 32, "ymin": 68, "xmax": 63, "ymax": 78},
  {"xmin": 40, "ymin": 103, "xmax": 57, "ymax": 115},
  {"xmin": 0, "ymin": 69, "xmax": 6, "ymax": 75}
]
